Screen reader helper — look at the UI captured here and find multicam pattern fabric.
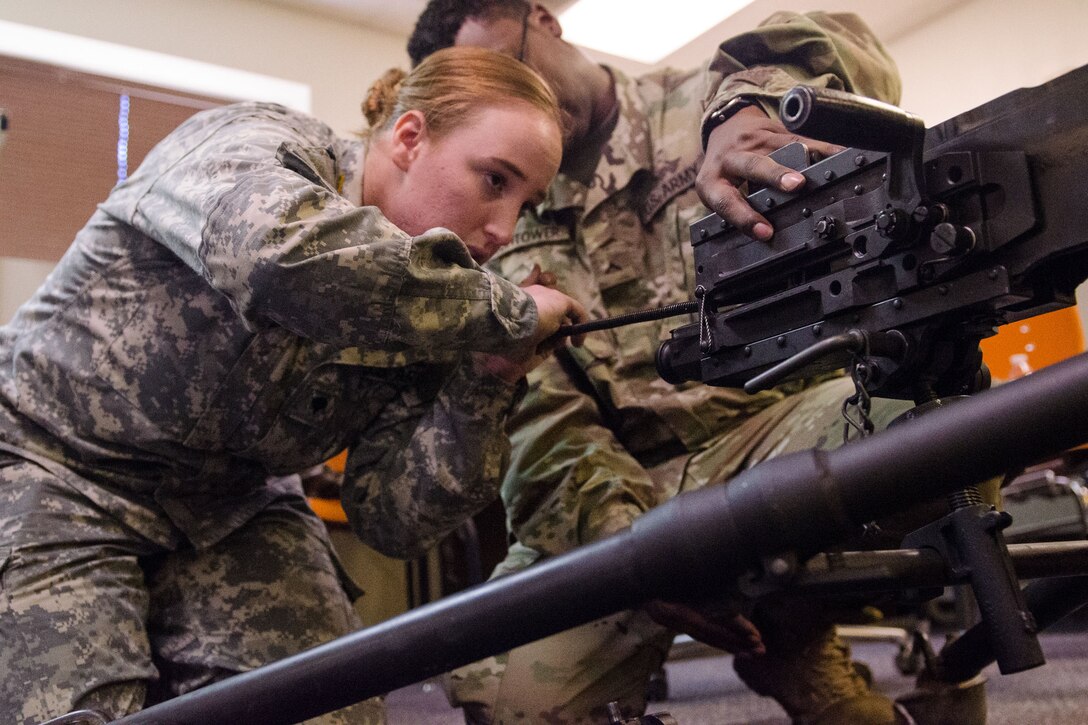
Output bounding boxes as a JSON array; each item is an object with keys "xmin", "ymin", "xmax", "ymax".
[
  {"xmin": 448, "ymin": 379, "xmax": 915, "ymax": 724},
  {"xmin": 486, "ymin": 11, "xmax": 901, "ymax": 558},
  {"xmin": 703, "ymin": 11, "xmax": 902, "ymax": 128},
  {"xmin": 447, "ymin": 11, "xmax": 906, "ymax": 724},
  {"xmin": 0, "ymin": 101, "xmax": 537, "ymax": 721}
]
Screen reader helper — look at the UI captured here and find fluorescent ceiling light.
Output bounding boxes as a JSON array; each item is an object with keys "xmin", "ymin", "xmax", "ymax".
[{"xmin": 558, "ymin": 0, "xmax": 756, "ymax": 64}]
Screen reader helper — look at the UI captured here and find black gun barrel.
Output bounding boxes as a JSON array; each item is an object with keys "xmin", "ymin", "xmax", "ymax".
[
  {"xmin": 780, "ymin": 85, "xmax": 924, "ymax": 153},
  {"xmin": 115, "ymin": 351, "xmax": 1088, "ymax": 725}
]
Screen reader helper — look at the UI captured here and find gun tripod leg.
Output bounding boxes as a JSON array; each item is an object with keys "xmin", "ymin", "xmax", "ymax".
[{"xmin": 936, "ymin": 573, "xmax": 1088, "ymax": 682}]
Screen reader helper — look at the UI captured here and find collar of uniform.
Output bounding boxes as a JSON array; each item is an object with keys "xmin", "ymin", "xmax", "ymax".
[
  {"xmin": 539, "ymin": 169, "xmax": 588, "ymax": 215},
  {"xmin": 331, "ymin": 136, "xmax": 365, "ymax": 203}
]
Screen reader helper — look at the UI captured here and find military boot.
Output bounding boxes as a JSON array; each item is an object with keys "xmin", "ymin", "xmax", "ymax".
[
  {"xmin": 733, "ymin": 627, "xmax": 898, "ymax": 725},
  {"xmin": 894, "ymin": 674, "xmax": 987, "ymax": 725}
]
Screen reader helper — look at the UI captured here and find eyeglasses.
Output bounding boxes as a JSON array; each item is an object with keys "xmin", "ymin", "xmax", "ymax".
[{"xmin": 516, "ymin": 8, "xmax": 530, "ymax": 64}]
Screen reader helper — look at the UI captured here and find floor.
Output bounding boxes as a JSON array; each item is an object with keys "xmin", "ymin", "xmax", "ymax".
[{"xmin": 383, "ymin": 625, "xmax": 1088, "ymax": 724}]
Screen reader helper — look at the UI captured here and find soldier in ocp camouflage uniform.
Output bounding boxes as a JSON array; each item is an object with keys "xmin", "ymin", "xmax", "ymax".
[
  {"xmin": 0, "ymin": 47, "xmax": 587, "ymax": 724},
  {"xmin": 408, "ymin": 4, "xmax": 942, "ymax": 724}
]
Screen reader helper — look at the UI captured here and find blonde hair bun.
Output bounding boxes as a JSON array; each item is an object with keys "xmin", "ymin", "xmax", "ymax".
[
  {"xmin": 361, "ymin": 47, "xmax": 561, "ymax": 140},
  {"xmin": 363, "ymin": 67, "xmax": 407, "ymax": 129}
]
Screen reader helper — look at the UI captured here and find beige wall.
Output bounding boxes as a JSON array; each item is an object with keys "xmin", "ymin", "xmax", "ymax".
[
  {"xmin": 888, "ymin": 0, "xmax": 1088, "ymax": 123},
  {"xmin": 0, "ymin": 0, "xmax": 407, "ymax": 135},
  {"xmin": 0, "ymin": 0, "xmax": 411, "ymax": 323},
  {"xmin": 0, "ymin": 258, "xmax": 55, "ymax": 324}
]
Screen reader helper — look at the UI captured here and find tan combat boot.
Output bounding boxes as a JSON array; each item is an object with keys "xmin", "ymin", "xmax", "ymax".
[
  {"xmin": 733, "ymin": 627, "xmax": 899, "ymax": 725},
  {"xmin": 894, "ymin": 674, "xmax": 987, "ymax": 725}
]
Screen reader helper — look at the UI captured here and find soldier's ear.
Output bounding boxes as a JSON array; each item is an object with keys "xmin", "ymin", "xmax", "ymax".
[
  {"xmin": 532, "ymin": 3, "xmax": 562, "ymax": 38},
  {"xmin": 389, "ymin": 110, "xmax": 427, "ymax": 172}
]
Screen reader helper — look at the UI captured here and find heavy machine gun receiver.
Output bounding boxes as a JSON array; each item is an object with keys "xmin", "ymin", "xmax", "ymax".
[{"xmin": 657, "ymin": 67, "xmax": 1088, "ymax": 400}]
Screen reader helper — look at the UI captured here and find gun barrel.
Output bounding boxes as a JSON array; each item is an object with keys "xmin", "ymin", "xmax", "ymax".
[
  {"xmin": 116, "ymin": 351, "xmax": 1088, "ymax": 725},
  {"xmin": 781, "ymin": 85, "xmax": 924, "ymax": 153}
]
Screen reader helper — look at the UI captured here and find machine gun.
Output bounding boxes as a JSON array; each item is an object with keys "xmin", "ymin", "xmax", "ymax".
[
  {"xmin": 656, "ymin": 67, "xmax": 1088, "ymax": 401},
  {"xmin": 652, "ymin": 63, "xmax": 1088, "ymax": 693},
  {"xmin": 51, "ymin": 67, "xmax": 1088, "ymax": 725}
]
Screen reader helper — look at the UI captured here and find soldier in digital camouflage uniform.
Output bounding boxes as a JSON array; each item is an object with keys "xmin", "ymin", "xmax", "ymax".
[
  {"xmin": 0, "ymin": 47, "xmax": 587, "ymax": 724},
  {"xmin": 407, "ymin": 4, "xmax": 952, "ymax": 724}
]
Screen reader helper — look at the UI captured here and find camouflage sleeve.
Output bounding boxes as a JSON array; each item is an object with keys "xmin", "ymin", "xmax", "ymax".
[
  {"xmin": 111, "ymin": 108, "xmax": 537, "ymax": 354},
  {"xmin": 485, "ymin": 240, "xmax": 657, "ymax": 555},
  {"xmin": 498, "ymin": 353, "xmax": 658, "ymax": 556},
  {"xmin": 702, "ymin": 11, "xmax": 902, "ymax": 129},
  {"xmin": 339, "ymin": 359, "xmax": 524, "ymax": 559}
]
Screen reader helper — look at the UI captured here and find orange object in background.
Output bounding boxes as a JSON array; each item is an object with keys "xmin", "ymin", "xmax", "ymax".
[
  {"xmin": 980, "ymin": 306, "xmax": 1085, "ymax": 382},
  {"xmin": 325, "ymin": 448, "xmax": 348, "ymax": 474},
  {"xmin": 309, "ymin": 496, "xmax": 348, "ymax": 524},
  {"xmin": 308, "ymin": 448, "xmax": 350, "ymax": 524},
  {"xmin": 304, "ymin": 311, "xmax": 1087, "ymax": 521}
]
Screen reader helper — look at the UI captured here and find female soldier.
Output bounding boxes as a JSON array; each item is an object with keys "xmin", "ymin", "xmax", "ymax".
[{"xmin": 0, "ymin": 46, "xmax": 583, "ymax": 723}]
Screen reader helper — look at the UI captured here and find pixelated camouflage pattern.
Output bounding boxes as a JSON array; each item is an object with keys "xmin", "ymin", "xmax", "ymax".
[
  {"xmin": 449, "ymin": 11, "xmax": 904, "ymax": 723},
  {"xmin": 0, "ymin": 458, "xmax": 381, "ymax": 724},
  {"xmin": 486, "ymin": 12, "xmax": 901, "ymax": 556},
  {"xmin": 0, "ymin": 101, "xmax": 531, "ymax": 557}
]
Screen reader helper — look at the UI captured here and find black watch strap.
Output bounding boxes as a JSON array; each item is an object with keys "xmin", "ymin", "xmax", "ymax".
[{"xmin": 701, "ymin": 97, "xmax": 759, "ymax": 150}]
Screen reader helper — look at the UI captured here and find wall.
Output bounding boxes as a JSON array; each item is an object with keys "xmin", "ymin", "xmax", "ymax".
[
  {"xmin": 0, "ymin": 0, "xmax": 410, "ymax": 322},
  {"xmin": 886, "ymin": 0, "xmax": 1088, "ymax": 337},
  {"xmin": 888, "ymin": 0, "xmax": 1088, "ymax": 124},
  {"xmin": 0, "ymin": 0, "xmax": 407, "ymax": 134}
]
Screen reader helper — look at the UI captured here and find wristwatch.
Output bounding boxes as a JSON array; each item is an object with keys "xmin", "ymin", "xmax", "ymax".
[{"xmin": 701, "ymin": 96, "xmax": 760, "ymax": 150}]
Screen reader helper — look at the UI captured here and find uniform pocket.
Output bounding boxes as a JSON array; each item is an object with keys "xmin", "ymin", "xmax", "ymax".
[
  {"xmin": 233, "ymin": 364, "xmax": 404, "ymax": 475},
  {"xmin": 585, "ymin": 208, "xmax": 647, "ymax": 291},
  {"xmin": 182, "ymin": 327, "xmax": 300, "ymax": 451},
  {"xmin": 276, "ymin": 143, "xmax": 339, "ymax": 194}
]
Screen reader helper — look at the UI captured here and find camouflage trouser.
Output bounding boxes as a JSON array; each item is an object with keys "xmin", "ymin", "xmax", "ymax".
[
  {"xmin": 446, "ymin": 377, "xmax": 920, "ymax": 724},
  {"xmin": 0, "ymin": 456, "xmax": 384, "ymax": 725}
]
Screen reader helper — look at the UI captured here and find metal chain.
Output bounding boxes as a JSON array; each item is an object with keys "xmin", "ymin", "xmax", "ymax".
[
  {"xmin": 842, "ymin": 335, "xmax": 876, "ymax": 443},
  {"xmin": 697, "ymin": 286, "xmax": 713, "ymax": 352},
  {"xmin": 841, "ymin": 335, "xmax": 883, "ymax": 539}
]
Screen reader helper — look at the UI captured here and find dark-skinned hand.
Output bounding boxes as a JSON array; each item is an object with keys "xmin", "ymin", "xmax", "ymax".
[
  {"xmin": 644, "ymin": 599, "xmax": 766, "ymax": 659},
  {"xmin": 696, "ymin": 104, "xmax": 846, "ymax": 241}
]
